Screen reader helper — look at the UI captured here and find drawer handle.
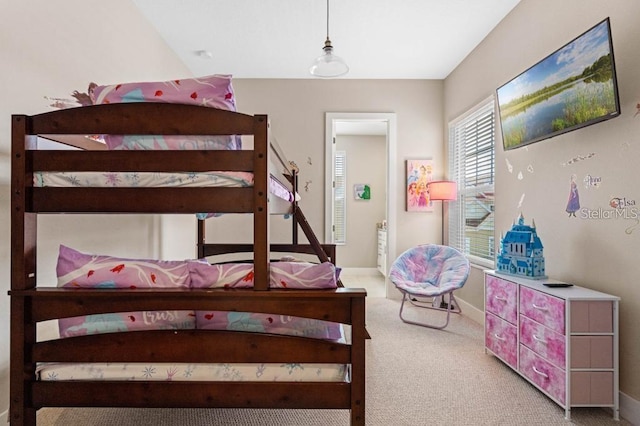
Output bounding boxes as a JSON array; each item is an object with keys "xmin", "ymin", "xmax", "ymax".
[
  {"xmin": 532, "ymin": 303, "xmax": 548, "ymax": 311},
  {"xmin": 532, "ymin": 365, "xmax": 549, "ymax": 379},
  {"xmin": 494, "ymin": 295, "xmax": 507, "ymax": 302},
  {"xmin": 493, "ymin": 333, "xmax": 506, "ymax": 342},
  {"xmin": 533, "ymin": 334, "xmax": 547, "ymax": 344}
]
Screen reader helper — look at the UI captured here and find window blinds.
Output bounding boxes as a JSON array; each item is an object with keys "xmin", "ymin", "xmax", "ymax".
[
  {"xmin": 333, "ymin": 151, "xmax": 347, "ymax": 244},
  {"xmin": 448, "ymin": 98, "xmax": 495, "ymax": 264}
]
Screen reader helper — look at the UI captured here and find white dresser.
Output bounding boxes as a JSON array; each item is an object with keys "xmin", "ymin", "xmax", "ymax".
[
  {"xmin": 484, "ymin": 270, "xmax": 619, "ymax": 421},
  {"xmin": 377, "ymin": 228, "xmax": 387, "ymax": 276}
]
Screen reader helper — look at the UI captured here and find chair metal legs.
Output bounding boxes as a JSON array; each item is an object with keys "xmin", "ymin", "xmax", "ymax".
[{"xmin": 398, "ymin": 291, "xmax": 462, "ymax": 329}]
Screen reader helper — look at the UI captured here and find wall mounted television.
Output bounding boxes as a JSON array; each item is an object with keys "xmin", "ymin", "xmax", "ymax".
[{"xmin": 497, "ymin": 18, "xmax": 621, "ymax": 151}]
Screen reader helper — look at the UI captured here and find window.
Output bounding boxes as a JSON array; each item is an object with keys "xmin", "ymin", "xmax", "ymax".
[
  {"xmin": 333, "ymin": 150, "xmax": 347, "ymax": 244},
  {"xmin": 448, "ymin": 97, "xmax": 495, "ymax": 265}
]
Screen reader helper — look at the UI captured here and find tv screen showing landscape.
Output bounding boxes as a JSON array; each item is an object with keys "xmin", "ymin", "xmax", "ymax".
[{"xmin": 497, "ymin": 18, "xmax": 620, "ymax": 151}]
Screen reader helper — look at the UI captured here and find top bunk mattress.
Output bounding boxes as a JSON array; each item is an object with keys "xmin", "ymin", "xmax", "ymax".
[{"xmin": 33, "ymin": 171, "xmax": 297, "ymax": 203}]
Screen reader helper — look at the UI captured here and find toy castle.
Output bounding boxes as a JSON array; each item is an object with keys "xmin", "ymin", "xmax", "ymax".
[{"xmin": 496, "ymin": 213, "xmax": 546, "ymax": 279}]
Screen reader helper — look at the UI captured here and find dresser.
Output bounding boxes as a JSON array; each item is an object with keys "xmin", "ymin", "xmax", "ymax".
[
  {"xmin": 484, "ymin": 270, "xmax": 619, "ymax": 421},
  {"xmin": 377, "ymin": 228, "xmax": 387, "ymax": 275}
]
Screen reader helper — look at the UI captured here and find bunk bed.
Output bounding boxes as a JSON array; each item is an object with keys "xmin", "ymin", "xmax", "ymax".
[{"xmin": 10, "ymin": 102, "xmax": 367, "ymax": 425}]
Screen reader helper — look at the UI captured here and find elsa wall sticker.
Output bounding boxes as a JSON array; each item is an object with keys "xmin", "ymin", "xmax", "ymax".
[{"xmin": 566, "ymin": 174, "xmax": 580, "ymax": 217}]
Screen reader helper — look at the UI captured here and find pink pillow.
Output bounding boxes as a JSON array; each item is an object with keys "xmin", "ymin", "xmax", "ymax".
[
  {"xmin": 59, "ymin": 310, "xmax": 196, "ymax": 338},
  {"xmin": 90, "ymin": 74, "xmax": 241, "ymax": 150},
  {"xmin": 56, "ymin": 245, "xmax": 190, "ymax": 289},
  {"xmin": 195, "ymin": 311, "xmax": 343, "ymax": 340},
  {"xmin": 188, "ymin": 260, "xmax": 338, "ymax": 289}
]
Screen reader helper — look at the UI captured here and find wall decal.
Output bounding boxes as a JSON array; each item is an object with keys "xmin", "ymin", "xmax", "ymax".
[
  {"xmin": 518, "ymin": 193, "xmax": 526, "ymax": 209},
  {"xmin": 561, "ymin": 152, "xmax": 596, "ymax": 166},
  {"xmin": 625, "ymin": 219, "xmax": 640, "ymax": 234},
  {"xmin": 619, "ymin": 141, "xmax": 631, "ymax": 158},
  {"xmin": 527, "ymin": 164, "xmax": 534, "ymax": 173},
  {"xmin": 44, "ymin": 95, "xmax": 76, "ymax": 109},
  {"xmin": 566, "ymin": 174, "xmax": 580, "ymax": 217},
  {"xmin": 517, "ymin": 171, "xmax": 524, "ymax": 180},
  {"xmin": 635, "ymin": 102, "xmax": 640, "ymax": 117},
  {"xmin": 505, "ymin": 158, "xmax": 513, "ymax": 173},
  {"xmin": 307, "ymin": 157, "xmax": 312, "ymax": 165},
  {"xmin": 304, "ymin": 180, "xmax": 312, "ymax": 192},
  {"xmin": 583, "ymin": 174, "xmax": 602, "ymax": 189}
]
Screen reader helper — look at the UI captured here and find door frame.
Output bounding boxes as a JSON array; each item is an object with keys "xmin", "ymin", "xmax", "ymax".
[{"xmin": 325, "ymin": 112, "xmax": 397, "ymax": 286}]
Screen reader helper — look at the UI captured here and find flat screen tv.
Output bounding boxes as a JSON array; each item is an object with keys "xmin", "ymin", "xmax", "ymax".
[{"xmin": 497, "ymin": 18, "xmax": 620, "ymax": 151}]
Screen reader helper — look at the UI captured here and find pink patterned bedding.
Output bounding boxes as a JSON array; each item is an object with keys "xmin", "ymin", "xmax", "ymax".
[
  {"xmin": 90, "ymin": 74, "xmax": 241, "ymax": 150},
  {"xmin": 188, "ymin": 259, "xmax": 338, "ymax": 290},
  {"xmin": 57, "ymin": 245, "xmax": 337, "ymax": 291},
  {"xmin": 57, "ymin": 245, "xmax": 191, "ymax": 289},
  {"xmin": 196, "ymin": 311, "xmax": 342, "ymax": 340},
  {"xmin": 58, "ymin": 310, "xmax": 196, "ymax": 338},
  {"xmin": 56, "ymin": 246, "xmax": 340, "ymax": 339}
]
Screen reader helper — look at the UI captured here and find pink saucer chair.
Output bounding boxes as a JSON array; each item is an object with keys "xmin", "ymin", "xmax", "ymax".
[{"xmin": 389, "ymin": 244, "xmax": 470, "ymax": 329}]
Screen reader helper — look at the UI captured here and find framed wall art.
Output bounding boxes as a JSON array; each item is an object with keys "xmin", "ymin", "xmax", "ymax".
[
  {"xmin": 353, "ymin": 184, "xmax": 371, "ymax": 200},
  {"xmin": 406, "ymin": 159, "xmax": 434, "ymax": 212}
]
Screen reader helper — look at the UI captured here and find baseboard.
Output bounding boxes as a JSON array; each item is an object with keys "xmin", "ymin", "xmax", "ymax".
[
  {"xmin": 339, "ymin": 267, "xmax": 380, "ymax": 277},
  {"xmin": 621, "ymin": 391, "xmax": 640, "ymax": 424},
  {"xmin": 456, "ymin": 296, "xmax": 484, "ymax": 325}
]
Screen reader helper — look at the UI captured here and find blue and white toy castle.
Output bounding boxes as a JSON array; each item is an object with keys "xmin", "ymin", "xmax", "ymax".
[{"xmin": 496, "ymin": 213, "xmax": 546, "ymax": 279}]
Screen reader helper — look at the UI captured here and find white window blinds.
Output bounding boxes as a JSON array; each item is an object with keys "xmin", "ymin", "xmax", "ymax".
[
  {"xmin": 333, "ymin": 150, "xmax": 347, "ymax": 244},
  {"xmin": 448, "ymin": 97, "xmax": 495, "ymax": 265}
]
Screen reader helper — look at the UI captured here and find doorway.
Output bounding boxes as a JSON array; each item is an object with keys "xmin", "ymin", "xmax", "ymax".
[{"xmin": 325, "ymin": 113, "xmax": 397, "ymax": 298}]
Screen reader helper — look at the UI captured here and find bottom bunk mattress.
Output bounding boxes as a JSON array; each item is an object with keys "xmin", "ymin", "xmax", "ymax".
[{"xmin": 36, "ymin": 362, "xmax": 348, "ymax": 382}]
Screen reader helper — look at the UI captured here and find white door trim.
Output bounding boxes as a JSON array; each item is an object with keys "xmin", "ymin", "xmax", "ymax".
[{"xmin": 325, "ymin": 112, "xmax": 397, "ymax": 295}]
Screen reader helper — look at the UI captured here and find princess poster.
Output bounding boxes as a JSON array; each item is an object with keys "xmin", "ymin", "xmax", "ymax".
[{"xmin": 406, "ymin": 159, "xmax": 434, "ymax": 212}]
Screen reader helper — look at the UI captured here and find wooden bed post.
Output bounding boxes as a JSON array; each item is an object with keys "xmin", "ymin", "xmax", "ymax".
[
  {"xmin": 291, "ymin": 169, "xmax": 298, "ymax": 244},
  {"xmin": 351, "ymin": 294, "xmax": 367, "ymax": 425},
  {"xmin": 10, "ymin": 115, "xmax": 38, "ymax": 425},
  {"xmin": 253, "ymin": 115, "xmax": 270, "ymax": 290},
  {"xmin": 197, "ymin": 219, "xmax": 205, "ymax": 259}
]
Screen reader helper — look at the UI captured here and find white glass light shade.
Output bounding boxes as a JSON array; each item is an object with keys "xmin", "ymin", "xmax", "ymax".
[{"xmin": 309, "ymin": 39, "xmax": 349, "ymax": 78}]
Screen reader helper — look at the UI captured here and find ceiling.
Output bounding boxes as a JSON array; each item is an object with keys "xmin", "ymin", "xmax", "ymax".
[{"xmin": 132, "ymin": 0, "xmax": 521, "ymax": 80}]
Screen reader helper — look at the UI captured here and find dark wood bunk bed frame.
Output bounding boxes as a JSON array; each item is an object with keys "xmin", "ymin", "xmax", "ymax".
[{"xmin": 10, "ymin": 103, "xmax": 367, "ymax": 426}]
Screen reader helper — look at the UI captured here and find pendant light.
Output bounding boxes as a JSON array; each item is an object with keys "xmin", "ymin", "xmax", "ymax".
[{"xmin": 309, "ymin": 0, "xmax": 349, "ymax": 78}]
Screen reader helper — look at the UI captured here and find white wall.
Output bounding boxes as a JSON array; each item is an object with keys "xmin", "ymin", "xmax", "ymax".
[
  {"xmin": 216, "ymin": 79, "xmax": 444, "ymax": 261},
  {"xmin": 0, "ymin": 0, "xmax": 191, "ymax": 419},
  {"xmin": 444, "ymin": 0, "xmax": 640, "ymax": 409}
]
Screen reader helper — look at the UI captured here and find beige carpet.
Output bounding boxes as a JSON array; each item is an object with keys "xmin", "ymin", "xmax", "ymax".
[{"xmin": 37, "ymin": 297, "xmax": 630, "ymax": 425}]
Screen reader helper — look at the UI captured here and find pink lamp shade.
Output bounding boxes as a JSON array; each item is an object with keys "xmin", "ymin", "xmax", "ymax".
[{"xmin": 428, "ymin": 180, "xmax": 457, "ymax": 201}]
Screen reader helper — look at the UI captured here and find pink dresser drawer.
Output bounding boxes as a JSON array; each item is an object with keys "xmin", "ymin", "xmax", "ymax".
[
  {"xmin": 485, "ymin": 312, "xmax": 517, "ymax": 368},
  {"xmin": 520, "ymin": 315, "xmax": 566, "ymax": 368},
  {"xmin": 485, "ymin": 275, "xmax": 518, "ymax": 324},
  {"xmin": 520, "ymin": 286, "xmax": 565, "ymax": 334},
  {"xmin": 519, "ymin": 345, "xmax": 566, "ymax": 405}
]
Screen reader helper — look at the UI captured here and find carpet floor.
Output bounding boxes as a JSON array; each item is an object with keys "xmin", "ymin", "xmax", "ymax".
[{"xmin": 36, "ymin": 297, "xmax": 630, "ymax": 425}]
